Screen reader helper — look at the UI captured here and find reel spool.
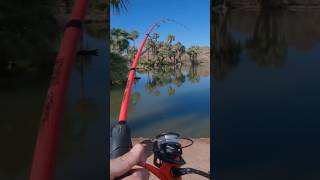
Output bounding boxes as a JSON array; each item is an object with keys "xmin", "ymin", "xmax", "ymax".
[{"xmin": 153, "ymin": 132, "xmax": 186, "ymax": 167}]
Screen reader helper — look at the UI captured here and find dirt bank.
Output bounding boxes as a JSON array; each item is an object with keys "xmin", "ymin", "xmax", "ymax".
[{"xmin": 132, "ymin": 138, "xmax": 210, "ymax": 180}]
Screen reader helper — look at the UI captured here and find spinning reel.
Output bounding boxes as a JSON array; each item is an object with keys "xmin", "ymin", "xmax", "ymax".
[
  {"xmin": 140, "ymin": 132, "xmax": 210, "ymax": 180},
  {"xmin": 110, "ymin": 122, "xmax": 210, "ymax": 179}
]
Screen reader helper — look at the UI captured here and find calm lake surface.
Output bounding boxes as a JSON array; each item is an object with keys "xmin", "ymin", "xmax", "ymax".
[
  {"xmin": 213, "ymin": 11, "xmax": 320, "ymax": 179},
  {"xmin": 0, "ymin": 30, "xmax": 107, "ymax": 180},
  {"xmin": 110, "ymin": 64, "xmax": 210, "ymax": 138}
]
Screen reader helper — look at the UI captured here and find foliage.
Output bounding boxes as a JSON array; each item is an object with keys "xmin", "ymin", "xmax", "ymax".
[
  {"xmin": 0, "ymin": 0, "xmax": 60, "ymax": 75},
  {"xmin": 110, "ymin": 27, "xmax": 203, "ymax": 85},
  {"xmin": 186, "ymin": 46, "xmax": 201, "ymax": 64},
  {"xmin": 110, "ymin": 52, "xmax": 128, "ymax": 84},
  {"xmin": 111, "ymin": 28, "xmax": 130, "ymax": 54},
  {"xmin": 110, "ymin": 0, "xmax": 129, "ymax": 14}
]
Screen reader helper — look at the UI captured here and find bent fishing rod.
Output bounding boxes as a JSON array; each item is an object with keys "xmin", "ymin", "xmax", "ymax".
[
  {"xmin": 110, "ymin": 20, "xmax": 210, "ymax": 180},
  {"xmin": 29, "ymin": 0, "xmax": 89, "ymax": 180}
]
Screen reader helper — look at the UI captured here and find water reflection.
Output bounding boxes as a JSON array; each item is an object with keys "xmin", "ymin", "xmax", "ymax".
[
  {"xmin": 213, "ymin": 10, "xmax": 320, "ymax": 180},
  {"xmin": 213, "ymin": 10, "xmax": 320, "ymax": 77},
  {"xmin": 54, "ymin": 32, "xmax": 107, "ymax": 180},
  {"xmin": 144, "ymin": 65, "xmax": 186, "ymax": 96},
  {"xmin": 212, "ymin": 12, "xmax": 242, "ymax": 80},
  {"xmin": 0, "ymin": 1, "xmax": 60, "ymax": 179},
  {"xmin": 110, "ymin": 64, "xmax": 210, "ymax": 137},
  {"xmin": 1, "ymin": 0, "xmax": 107, "ymax": 179},
  {"xmin": 245, "ymin": 11, "xmax": 287, "ymax": 68}
]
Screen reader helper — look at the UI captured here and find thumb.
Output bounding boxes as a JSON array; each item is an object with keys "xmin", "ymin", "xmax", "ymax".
[{"xmin": 110, "ymin": 144, "xmax": 145, "ymax": 179}]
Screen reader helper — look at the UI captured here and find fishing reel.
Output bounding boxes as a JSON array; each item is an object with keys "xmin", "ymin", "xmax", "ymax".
[
  {"xmin": 110, "ymin": 123, "xmax": 210, "ymax": 179},
  {"xmin": 153, "ymin": 132, "xmax": 186, "ymax": 167},
  {"xmin": 140, "ymin": 132, "xmax": 210, "ymax": 180}
]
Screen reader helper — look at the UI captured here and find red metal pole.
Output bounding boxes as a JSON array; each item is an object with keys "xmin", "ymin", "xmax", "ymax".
[
  {"xmin": 29, "ymin": 1, "xmax": 88, "ymax": 180},
  {"xmin": 118, "ymin": 20, "xmax": 161, "ymax": 122}
]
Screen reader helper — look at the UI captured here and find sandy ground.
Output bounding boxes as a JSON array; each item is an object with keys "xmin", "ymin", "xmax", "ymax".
[{"xmin": 132, "ymin": 138, "xmax": 210, "ymax": 180}]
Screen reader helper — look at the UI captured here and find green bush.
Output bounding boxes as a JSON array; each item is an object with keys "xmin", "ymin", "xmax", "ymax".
[{"xmin": 110, "ymin": 52, "xmax": 128, "ymax": 84}]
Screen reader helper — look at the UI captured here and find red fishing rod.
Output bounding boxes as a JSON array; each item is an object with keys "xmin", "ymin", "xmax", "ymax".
[
  {"xmin": 29, "ymin": 1, "xmax": 88, "ymax": 180},
  {"xmin": 110, "ymin": 20, "xmax": 210, "ymax": 180},
  {"xmin": 110, "ymin": 19, "xmax": 161, "ymax": 159}
]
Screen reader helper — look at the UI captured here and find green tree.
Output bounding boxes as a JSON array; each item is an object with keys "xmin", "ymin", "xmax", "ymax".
[
  {"xmin": 128, "ymin": 30, "xmax": 139, "ymax": 47},
  {"xmin": 166, "ymin": 34, "xmax": 176, "ymax": 63},
  {"xmin": 110, "ymin": 28, "xmax": 130, "ymax": 54},
  {"xmin": 128, "ymin": 46, "xmax": 138, "ymax": 63},
  {"xmin": 145, "ymin": 38, "xmax": 153, "ymax": 61},
  {"xmin": 152, "ymin": 32, "xmax": 160, "ymax": 55},
  {"xmin": 156, "ymin": 42, "xmax": 169, "ymax": 64},
  {"xmin": 167, "ymin": 34, "xmax": 175, "ymax": 45},
  {"xmin": 187, "ymin": 46, "xmax": 200, "ymax": 64},
  {"xmin": 110, "ymin": 52, "xmax": 128, "ymax": 84},
  {"xmin": 173, "ymin": 42, "xmax": 185, "ymax": 64}
]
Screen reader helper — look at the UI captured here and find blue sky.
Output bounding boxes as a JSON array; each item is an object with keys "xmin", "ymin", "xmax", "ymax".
[{"xmin": 110, "ymin": 0, "xmax": 210, "ymax": 48}]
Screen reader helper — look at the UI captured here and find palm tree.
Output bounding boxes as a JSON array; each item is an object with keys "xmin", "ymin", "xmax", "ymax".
[
  {"xmin": 173, "ymin": 42, "xmax": 185, "ymax": 64},
  {"xmin": 129, "ymin": 30, "xmax": 139, "ymax": 47},
  {"xmin": 152, "ymin": 33, "xmax": 160, "ymax": 55},
  {"xmin": 110, "ymin": 28, "xmax": 130, "ymax": 54},
  {"xmin": 156, "ymin": 43, "xmax": 168, "ymax": 64},
  {"xmin": 153, "ymin": 32, "xmax": 160, "ymax": 41},
  {"xmin": 167, "ymin": 34, "xmax": 175, "ymax": 45},
  {"xmin": 187, "ymin": 46, "xmax": 200, "ymax": 64},
  {"xmin": 166, "ymin": 35, "xmax": 175, "ymax": 63},
  {"xmin": 110, "ymin": 0, "xmax": 129, "ymax": 13},
  {"xmin": 128, "ymin": 46, "xmax": 137, "ymax": 64},
  {"xmin": 145, "ymin": 38, "xmax": 153, "ymax": 61}
]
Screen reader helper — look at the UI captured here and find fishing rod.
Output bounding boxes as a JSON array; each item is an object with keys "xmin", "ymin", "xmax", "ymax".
[
  {"xmin": 110, "ymin": 19, "xmax": 161, "ymax": 159},
  {"xmin": 29, "ymin": 0, "xmax": 89, "ymax": 180},
  {"xmin": 110, "ymin": 20, "xmax": 210, "ymax": 180}
]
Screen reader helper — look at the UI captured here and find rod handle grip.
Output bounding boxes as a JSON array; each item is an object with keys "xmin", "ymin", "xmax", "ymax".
[{"xmin": 110, "ymin": 122, "xmax": 132, "ymax": 159}]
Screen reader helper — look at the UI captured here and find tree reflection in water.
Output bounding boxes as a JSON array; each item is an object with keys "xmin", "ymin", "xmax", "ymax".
[
  {"xmin": 212, "ymin": 10, "xmax": 289, "ymax": 81},
  {"xmin": 246, "ymin": 11, "xmax": 287, "ymax": 68},
  {"xmin": 212, "ymin": 12, "xmax": 242, "ymax": 81},
  {"xmin": 143, "ymin": 64, "xmax": 202, "ymax": 97}
]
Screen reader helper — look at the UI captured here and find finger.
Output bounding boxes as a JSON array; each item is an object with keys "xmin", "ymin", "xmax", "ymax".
[
  {"xmin": 110, "ymin": 144, "xmax": 145, "ymax": 179},
  {"xmin": 122, "ymin": 168, "xmax": 150, "ymax": 180}
]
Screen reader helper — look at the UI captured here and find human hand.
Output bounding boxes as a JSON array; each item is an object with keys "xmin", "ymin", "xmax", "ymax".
[{"xmin": 110, "ymin": 144, "xmax": 150, "ymax": 180}]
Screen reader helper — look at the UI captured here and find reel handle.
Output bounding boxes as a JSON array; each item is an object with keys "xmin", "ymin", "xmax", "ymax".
[
  {"xmin": 110, "ymin": 122, "xmax": 132, "ymax": 159},
  {"xmin": 140, "ymin": 162, "xmax": 182, "ymax": 180}
]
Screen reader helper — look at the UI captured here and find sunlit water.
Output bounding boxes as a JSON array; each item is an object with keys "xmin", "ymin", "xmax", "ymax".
[
  {"xmin": 213, "ymin": 10, "xmax": 320, "ymax": 180},
  {"xmin": 110, "ymin": 64, "xmax": 210, "ymax": 138}
]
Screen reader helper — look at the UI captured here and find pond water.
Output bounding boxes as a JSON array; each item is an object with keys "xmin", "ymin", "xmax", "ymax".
[
  {"xmin": 110, "ymin": 64, "xmax": 210, "ymax": 138},
  {"xmin": 213, "ymin": 10, "xmax": 320, "ymax": 179},
  {"xmin": 0, "ymin": 30, "xmax": 107, "ymax": 180}
]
